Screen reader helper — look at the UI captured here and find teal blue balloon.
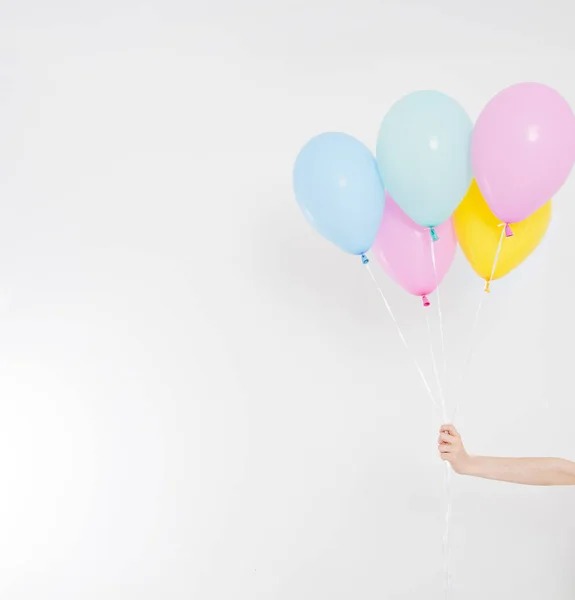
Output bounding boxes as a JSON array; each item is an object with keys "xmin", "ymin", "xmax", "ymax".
[
  {"xmin": 376, "ymin": 91, "xmax": 473, "ymax": 228},
  {"xmin": 293, "ymin": 133, "xmax": 385, "ymax": 256}
]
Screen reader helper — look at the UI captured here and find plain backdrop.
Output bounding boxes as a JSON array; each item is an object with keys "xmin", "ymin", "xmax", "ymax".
[{"xmin": 0, "ymin": 0, "xmax": 574, "ymax": 598}]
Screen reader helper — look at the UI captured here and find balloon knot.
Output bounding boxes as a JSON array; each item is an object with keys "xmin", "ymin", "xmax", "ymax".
[
  {"xmin": 484, "ymin": 281, "xmax": 491, "ymax": 293},
  {"xmin": 361, "ymin": 253, "xmax": 369, "ymax": 265},
  {"xmin": 422, "ymin": 295, "xmax": 430, "ymax": 307},
  {"xmin": 430, "ymin": 227, "xmax": 439, "ymax": 242},
  {"xmin": 504, "ymin": 223, "xmax": 514, "ymax": 237}
]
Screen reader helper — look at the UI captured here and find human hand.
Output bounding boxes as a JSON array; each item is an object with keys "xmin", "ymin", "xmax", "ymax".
[{"xmin": 438, "ymin": 424, "xmax": 471, "ymax": 474}]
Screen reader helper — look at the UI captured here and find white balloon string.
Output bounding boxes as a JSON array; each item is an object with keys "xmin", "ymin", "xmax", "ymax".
[
  {"xmin": 452, "ymin": 293, "xmax": 485, "ymax": 423},
  {"xmin": 428, "ymin": 242, "xmax": 448, "ymax": 418},
  {"xmin": 484, "ymin": 224, "xmax": 506, "ymax": 293},
  {"xmin": 453, "ymin": 223, "xmax": 506, "ymax": 421},
  {"xmin": 425, "ymin": 310, "xmax": 446, "ymax": 417},
  {"xmin": 429, "ymin": 240, "xmax": 452, "ymax": 600},
  {"xmin": 430, "ymin": 240, "xmax": 447, "ymax": 387},
  {"xmin": 425, "ymin": 310, "xmax": 452, "ymax": 597},
  {"xmin": 443, "ymin": 463, "xmax": 453, "ymax": 599},
  {"xmin": 364, "ymin": 261, "xmax": 439, "ymax": 410}
]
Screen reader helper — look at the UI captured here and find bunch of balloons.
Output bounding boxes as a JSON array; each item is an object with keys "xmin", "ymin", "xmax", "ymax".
[{"xmin": 293, "ymin": 83, "xmax": 575, "ymax": 304}]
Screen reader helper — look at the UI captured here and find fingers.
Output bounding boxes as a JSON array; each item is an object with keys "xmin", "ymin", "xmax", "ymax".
[
  {"xmin": 439, "ymin": 432, "xmax": 455, "ymax": 444},
  {"xmin": 437, "ymin": 425, "xmax": 463, "ymax": 463},
  {"xmin": 439, "ymin": 445, "xmax": 457, "ymax": 461},
  {"xmin": 437, "ymin": 433, "xmax": 459, "ymax": 447},
  {"xmin": 438, "ymin": 430, "xmax": 461, "ymax": 456},
  {"xmin": 438, "ymin": 443, "xmax": 452, "ymax": 454},
  {"xmin": 439, "ymin": 424, "xmax": 459, "ymax": 437}
]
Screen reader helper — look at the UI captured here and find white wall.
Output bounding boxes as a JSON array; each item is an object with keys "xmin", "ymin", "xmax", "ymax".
[{"xmin": 0, "ymin": 1, "xmax": 573, "ymax": 598}]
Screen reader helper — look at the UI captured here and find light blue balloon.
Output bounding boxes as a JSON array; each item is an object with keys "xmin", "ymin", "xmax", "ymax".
[
  {"xmin": 376, "ymin": 91, "xmax": 473, "ymax": 228},
  {"xmin": 293, "ymin": 133, "xmax": 385, "ymax": 256}
]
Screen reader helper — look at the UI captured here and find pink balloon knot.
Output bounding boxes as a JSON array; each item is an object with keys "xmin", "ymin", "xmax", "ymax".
[
  {"xmin": 504, "ymin": 223, "xmax": 514, "ymax": 237},
  {"xmin": 422, "ymin": 295, "xmax": 430, "ymax": 307}
]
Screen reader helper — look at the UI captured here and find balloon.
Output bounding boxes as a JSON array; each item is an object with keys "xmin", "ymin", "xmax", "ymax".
[
  {"xmin": 376, "ymin": 90, "xmax": 473, "ymax": 230},
  {"xmin": 454, "ymin": 180, "xmax": 551, "ymax": 289},
  {"xmin": 372, "ymin": 194, "xmax": 457, "ymax": 306},
  {"xmin": 472, "ymin": 82, "xmax": 575, "ymax": 226},
  {"xmin": 293, "ymin": 132, "xmax": 385, "ymax": 256}
]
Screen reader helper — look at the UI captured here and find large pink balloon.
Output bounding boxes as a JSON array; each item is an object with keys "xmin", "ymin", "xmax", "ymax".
[
  {"xmin": 472, "ymin": 83, "xmax": 575, "ymax": 225},
  {"xmin": 372, "ymin": 194, "xmax": 457, "ymax": 306}
]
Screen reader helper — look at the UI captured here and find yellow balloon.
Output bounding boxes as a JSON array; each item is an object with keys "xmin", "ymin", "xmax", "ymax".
[{"xmin": 454, "ymin": 180, "xmax": 551, "ymax": 290}]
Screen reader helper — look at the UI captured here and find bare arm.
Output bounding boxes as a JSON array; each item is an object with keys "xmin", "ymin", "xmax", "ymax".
[
  {"xmin": 462, "ymin": 456, "xmax": 575, "ymax": 486},
  {"xmin": 438, "ymin": 425, "xmax": 575, "ymax": 486}
]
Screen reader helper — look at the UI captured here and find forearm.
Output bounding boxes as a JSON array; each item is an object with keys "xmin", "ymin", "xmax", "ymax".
[{"xmin": 461, "ymin": 456, "xmax": 575, "ymax": 486}]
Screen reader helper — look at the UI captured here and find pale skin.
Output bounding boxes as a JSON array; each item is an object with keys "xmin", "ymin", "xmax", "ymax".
[{"xmin": 438, "ymin": 425, "xmax": 575, "ymax": 486}]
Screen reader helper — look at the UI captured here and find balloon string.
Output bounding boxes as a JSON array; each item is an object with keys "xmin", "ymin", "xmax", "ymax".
[
  {"xmin": 429, "ymin": 243, "xmax": 452, "ymax": 600},
  {"xmin": 452, "ymin": 292, "xmax": 485, "ymax": 423},
  {"xmin": 430, "ymin": 242, "xmax": 447, "ymax": 384},
  {"xmin": 443, "ymin": 225, "xmax": 506, "ymax": 596},
  {"xmin": 484, "ymin": 225, "xmax": 506, "ymax": 293},
  {"xmin": 455, "ymin": 222, "xmax": 506, "ymax": 418},
  {"xmin": 425, "ymin": 310, "xmax": 451, "ymax": 597},
  {"xmin": 443, "ymin": 463, "xmax": 453, "ymax": 599},
  {"xmin": 425, "ymin": 304, "xmax": 447, "ymax": 416},
  {"xmin": 364, "ymin": 262, "xmax": 439, "ymax": 410}
]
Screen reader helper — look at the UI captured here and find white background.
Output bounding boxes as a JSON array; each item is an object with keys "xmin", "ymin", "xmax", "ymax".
[{"xmin": 0, "ymin": 0, "xmax": 574, "ymax": 598}]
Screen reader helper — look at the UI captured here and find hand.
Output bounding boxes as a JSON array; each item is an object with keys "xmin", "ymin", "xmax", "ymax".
[{"xmin": 438, "ymin": 424, "xmax": 470, "ymax": 474}]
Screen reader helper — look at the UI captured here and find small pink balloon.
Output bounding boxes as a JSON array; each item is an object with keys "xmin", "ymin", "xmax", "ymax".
[
  {"xmin": 472, "ymin": 83, "xmax": 575, "ymax": 225},
  {"xmin": 372, "ymin": 194, "xmax": 457, "ymax": 304}
]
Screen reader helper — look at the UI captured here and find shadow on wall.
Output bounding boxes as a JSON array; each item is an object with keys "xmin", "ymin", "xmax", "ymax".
[{"xmin": 251, "ymin": 184, "xmax": 380, "ymax": 330}]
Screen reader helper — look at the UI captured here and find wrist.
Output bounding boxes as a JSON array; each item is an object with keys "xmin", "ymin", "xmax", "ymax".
[{"xmin": 455, "ymin": 453, "xmax": 476, "ymax": 475}]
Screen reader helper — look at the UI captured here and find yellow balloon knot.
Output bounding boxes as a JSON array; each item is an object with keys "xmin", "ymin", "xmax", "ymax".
[{"xmin": 484, "ymin": 281, "xmax": 491, "ymax": 293}]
